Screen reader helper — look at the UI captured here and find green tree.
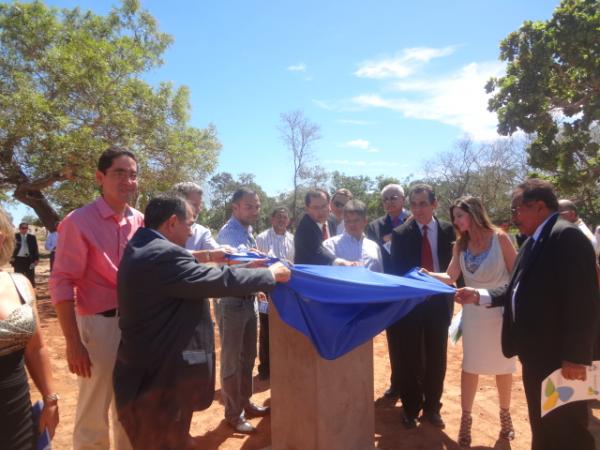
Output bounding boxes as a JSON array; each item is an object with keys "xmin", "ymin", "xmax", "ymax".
[
  {"xmin": 486, "ymin": 0, "xmax": 599, "ymax": 222},
  {"xmin": 204, "ymin": 172, "xmax": 275, "ymax": 236},
  {"xmin": 0, "ymin": 0, "xmax": 220, "ymax": 227}
]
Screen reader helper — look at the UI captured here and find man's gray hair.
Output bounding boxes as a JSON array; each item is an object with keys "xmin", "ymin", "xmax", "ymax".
[
  {"xmin": 172, "ymin": 182, "xmax": 203, "ymax": 198},
  {"xmin": 381, "ymin": 184, "xmax": 405, "ymax": 198}
]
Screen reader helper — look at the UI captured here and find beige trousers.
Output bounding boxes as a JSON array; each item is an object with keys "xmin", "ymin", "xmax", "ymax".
[{"xmin": 73, "ymin": 314, "xmax": 132, "ymax": 450}]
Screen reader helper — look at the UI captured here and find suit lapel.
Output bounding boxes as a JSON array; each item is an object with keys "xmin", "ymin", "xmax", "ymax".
[{"xmin": 517, "ymin": 214, "xmax": 557, "ymax": 282}]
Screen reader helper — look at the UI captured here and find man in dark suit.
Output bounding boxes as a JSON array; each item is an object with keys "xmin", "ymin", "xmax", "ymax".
[
  {"xmin": 294, "ymin": 189, "xmax": 351, "ymax": 265},
  {"xmin": 366, "ymin": 183, "xmax": 410, "ymax": 398},
  {"xmin": 457, "ymin": 179, "xmax": 599, "ymax": 450},
  {"xmin": 390, "ymin": 183, "xmax": 455, "ymax": 429},
  {"xmin": 12, "ymin": 222, "xmax": 40, "ymax": 286},
  {"xmin": 114, "ymin": 194, "xmax": 291, "ymax": 450}
]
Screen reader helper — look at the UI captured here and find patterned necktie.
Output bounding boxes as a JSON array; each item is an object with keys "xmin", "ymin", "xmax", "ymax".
[
  {"xmin": 322, "ymin": 223, "xmax": 329, "ymax": 241},
  {"xmin": 421, "ymin": 225, "xmax": 434, "ymax": 271}
]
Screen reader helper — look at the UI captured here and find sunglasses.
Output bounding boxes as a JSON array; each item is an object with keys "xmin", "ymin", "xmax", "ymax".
[{"xmin": 333, "ymin": 201, "xmax": 347, "ymax": 208}]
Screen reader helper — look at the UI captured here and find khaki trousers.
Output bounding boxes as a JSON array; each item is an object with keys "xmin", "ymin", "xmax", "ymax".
[{"xmin": 74, "ymin": 314, "xmax": 132, "ymax": 450}]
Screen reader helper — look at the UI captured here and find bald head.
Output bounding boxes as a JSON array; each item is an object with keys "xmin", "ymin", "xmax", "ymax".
[{"xmin": 558, "ymin": 199, "xmax": 578, "ymax": 223}]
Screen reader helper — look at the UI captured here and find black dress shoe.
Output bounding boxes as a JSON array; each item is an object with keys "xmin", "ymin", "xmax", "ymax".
[
  {"xmin": 401, "ymin": 413, "xmax": 418, "ymax": 429},
  {"xmin": 421, "ymin": 411, "xmax": 445, "ymax": 429},
  {"xmin": 244, "ymin": 403, "xmax": 270, "ymax": 418},
  {"xmin": 383, "ymin": 387, "xmax": 400, "ymax": 398}
]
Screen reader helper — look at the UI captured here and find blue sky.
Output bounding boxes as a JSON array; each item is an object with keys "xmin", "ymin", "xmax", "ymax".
[{"xmin": 8, "ymin": 0, "xmax": 560, "ymax": 224}]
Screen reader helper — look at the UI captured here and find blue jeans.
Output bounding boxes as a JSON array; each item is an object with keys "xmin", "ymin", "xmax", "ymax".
[{"xmin": 215, "ymin": 297, "xmax": 257, "ymax": 422}]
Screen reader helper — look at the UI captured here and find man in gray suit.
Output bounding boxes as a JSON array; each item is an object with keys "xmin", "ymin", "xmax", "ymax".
[{"xmin": 114, "ymin": 194, "xmax": 290, "ymax": 450}]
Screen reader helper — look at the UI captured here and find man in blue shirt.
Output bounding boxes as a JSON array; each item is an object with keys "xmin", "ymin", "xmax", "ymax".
[{"xmin": 216, "ymin": 187, "xmax": 268, "ymax": 434}]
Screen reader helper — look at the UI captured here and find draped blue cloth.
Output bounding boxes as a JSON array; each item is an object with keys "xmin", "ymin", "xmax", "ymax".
[{"xmin": 271, "ymin": 265, "xmax": 455, "ymax": 360}]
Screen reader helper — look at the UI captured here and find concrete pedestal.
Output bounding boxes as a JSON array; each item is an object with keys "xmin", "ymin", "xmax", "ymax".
[{"xmin": 269, "ymin": 303, "xmax": 375, "ymax": 450}]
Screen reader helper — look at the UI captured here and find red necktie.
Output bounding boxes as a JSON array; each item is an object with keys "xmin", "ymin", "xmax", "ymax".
[
  {"xmin": 421, "ymin": 225, "xmax": 434, "ymax": 271},
  {"xmin": 322, "ymin": 223, "xmax": 329, "ymax": 241}
]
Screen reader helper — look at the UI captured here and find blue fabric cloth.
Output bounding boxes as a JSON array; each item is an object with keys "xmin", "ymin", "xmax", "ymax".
[
  {"xmin": 225, "ymin": 252, "xmax": 279, "ymax": 265},
  {"xmin": 271, "ymin": 265, "xmax": 455, "ymax": 360}
]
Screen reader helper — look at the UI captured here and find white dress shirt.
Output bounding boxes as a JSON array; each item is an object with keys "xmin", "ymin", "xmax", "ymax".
[
  {"xmin": 185, "ymin": 223, "xmax": 220, "ymax": 251},
  {"xmin": 255, "ymin": 227, "xmax": 294, "ymax": 262},
  {"xmin": 323, "ymin": 231, "xmax": 383, "ymax": 272}
]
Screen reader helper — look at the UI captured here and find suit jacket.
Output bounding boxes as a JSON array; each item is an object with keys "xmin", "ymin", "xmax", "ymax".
[
  {"xmin": 490, "ymin": 214, "xmax": 600, "ymax": 367},
  {"xmin": 12, "ymin": 233, "xmax": 39, "ymax": 261},
  {"xmin": 114, "ymin": 227, "xmax": 276, "ymax": 412},
  {"xmin": 294, "ymin": 213, "xmax": 337, "ymax": 264},
  {"xmin": 366, "ymin": 214, "xmax": 407, "ymax": 273},
  {"xmin": 390, "ymin": 218, "xmax": 456, "ymax": 318}
]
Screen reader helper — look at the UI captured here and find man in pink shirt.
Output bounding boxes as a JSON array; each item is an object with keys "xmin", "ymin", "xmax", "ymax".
[{"xmin": 50, "ymin": 148, "xmax": 143, "ymax": 450}]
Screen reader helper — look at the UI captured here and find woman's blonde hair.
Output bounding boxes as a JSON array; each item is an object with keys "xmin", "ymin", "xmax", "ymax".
[
  {"xmin": 0, "ymin": 207, "xmax": 15, "ymax": 266},
  {"xmin": 450, "ymin": 196, "xmax": 497, "ymax": 251}
]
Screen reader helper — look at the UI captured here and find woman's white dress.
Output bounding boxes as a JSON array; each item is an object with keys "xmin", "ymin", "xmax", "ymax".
[{"xmin": 460, "ymin": 233, "xmax": 516, "ymax": 374}]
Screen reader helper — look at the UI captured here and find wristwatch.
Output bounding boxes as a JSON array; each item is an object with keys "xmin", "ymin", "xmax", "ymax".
[{"xmin": 44, "ymin": 393, "xmax": 60, "ymax": 404}]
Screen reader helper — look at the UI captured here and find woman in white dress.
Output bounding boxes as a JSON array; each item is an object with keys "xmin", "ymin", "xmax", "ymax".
[{"xmin": 423, "ymin": 196, "xmax": 517, "ymax": 447}]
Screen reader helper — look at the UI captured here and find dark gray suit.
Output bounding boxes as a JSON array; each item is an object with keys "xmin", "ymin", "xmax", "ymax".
[
  {"xmin": 113, "ymin": 227, "xmax": 276, "ymax": 450},
  {"xmin": 389, "ymin": 218, "xmax": 455, "ymax": 418},
  {"xmin": 489, "ymin": 214, "xmax": 599, "ymax": 450},
  {"xmin": 294, "ymin": 214, "xmax": 337, "ymax": 265}
]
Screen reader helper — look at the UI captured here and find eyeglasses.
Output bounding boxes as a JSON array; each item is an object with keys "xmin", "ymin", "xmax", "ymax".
[
  {"xmin": 333, "ymin": 201, "xmax": 346, "ymax": 208},
  {"xmin": 383, "ymin": 195, "xmax": 401, "ymax": 202},
  {"xmin": 510, "ymin": 202, "xmax": 534, "ymax": 215},
  {"xmin": 107, "ymin": 169, "xmax": 138, "ymax": 180}
]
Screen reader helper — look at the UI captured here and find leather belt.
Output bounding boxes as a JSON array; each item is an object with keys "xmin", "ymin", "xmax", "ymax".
[{"xmin": 96, "ymin": 308, "xmax": 118, "ymax": 317}]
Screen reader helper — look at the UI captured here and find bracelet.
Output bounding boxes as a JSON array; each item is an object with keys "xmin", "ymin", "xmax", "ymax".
[
  {"xmin": 475, "ymin": 290, "xmax": 481, "ymax": 306},
  {"xmin": 44, "ymin": 393, "xmax": 59, "ymax": 404}
]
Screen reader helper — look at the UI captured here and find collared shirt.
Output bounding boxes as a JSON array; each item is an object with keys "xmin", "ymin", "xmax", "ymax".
[
  {"xmin": 323, "ymin": 231, "xmax": 383, "ymax": 272},
  {"xmin": 185, "ymin": 223, "xmax": 219, "ymax": 251},
  {"xmin": 479, "ymin": 213, "xmax": 559, "ymax": 315},
  {"xmin": 389, "ymin": 209, "xmax": 410, "ymax": 228},
  {"xmin": 256, "ymin": 227, "xmax": 294, "ymax": 262},
  {"xmin": 217, "ymin": 216, "xmax": 256, "ymax": 250},
  {"xmin": 17, "ymin": 233, "xmax": 30, "ymax": 257},
  {"xmin": 574, "ymin": 218, "xmax": 597, "ymax": 251},
  {"xmin": 416, "ymin": 218, "xmax": 440, "ymax": 272},
  {"xmin": 49, "ymin": 197, "xmax": 144, "ymax": 315},
  {"xmin": 45, "ymin": 231, "xmax": 58, "ymax": 252}
]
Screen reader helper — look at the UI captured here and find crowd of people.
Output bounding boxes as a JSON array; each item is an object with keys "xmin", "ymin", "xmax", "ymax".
[{"xmin": 0, "ymin": 147, "xmax": 599, "ymax": 450}]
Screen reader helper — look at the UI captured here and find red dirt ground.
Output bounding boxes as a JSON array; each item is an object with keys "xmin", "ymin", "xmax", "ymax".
[{"xmin": 27, "ymin": 258, "xmax": 600, "ymax": 449}]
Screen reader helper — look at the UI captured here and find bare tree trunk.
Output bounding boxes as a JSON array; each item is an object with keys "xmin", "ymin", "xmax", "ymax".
[{"xmin": 13, "ymin": 184, "xmax": 61, "ymax": 231}]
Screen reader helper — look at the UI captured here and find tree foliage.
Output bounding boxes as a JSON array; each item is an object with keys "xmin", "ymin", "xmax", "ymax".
[
  {"xmin": 0, "ymin": 0, "xmax": 220, "ymax": 227},
  {"xmin": 203, "ymin": 172, "xmax": 276, "ymax": 235},
  {"xmin": 486, "ymin": 0, "xmax": 599, "ymax": 221},
  {"xmin": 422, "ymin": 137, "xmax": 530, "ymax": 222}
]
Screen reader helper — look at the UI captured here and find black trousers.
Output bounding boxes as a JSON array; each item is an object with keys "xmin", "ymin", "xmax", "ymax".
[
  {"xmin": 522, "ymin": 361, "xmax": 594, "ymax": 450},
  {"xmin": 258, "ymin": 312, "xmax": 270, "ymax": 376},
  {"xmin": 12, "ymin": 257, "xmax": 35, "ymax": 286},
  {"xmin": 385, "ymin": 321, "xmax": 402, "ymax": 390},
  {"xmin": 396, "ymin": 296, "xmax": 452, "ymax": 418}
]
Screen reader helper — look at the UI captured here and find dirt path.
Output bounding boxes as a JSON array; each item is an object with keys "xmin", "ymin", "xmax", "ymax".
[{"xmin": 28, "ymin": 257, "xmax": 600, "ymax": 449}]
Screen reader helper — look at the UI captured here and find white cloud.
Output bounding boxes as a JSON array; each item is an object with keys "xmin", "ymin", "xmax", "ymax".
[
  {"xmin": 352, "ymin": 61, "xmax": 505, "ymax": 140},
  {"xmin": 342, "ymin": 139, "xmax": 380, "ymax": 153},
  {"xmin": 287, "ymin": 63, "xmax": 306, "ymax": 72},
  {"xmin": 312, "ymin": 99, "xmax": 336, "ymax": 110},
  {"xmin": 338, "ymin": 119, "xmax": 375, "ymax": 125},
  {"xmin": 355, "ymin": 46, "xmax": 456, "ymax": 79}
]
